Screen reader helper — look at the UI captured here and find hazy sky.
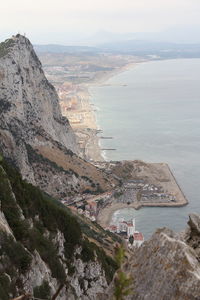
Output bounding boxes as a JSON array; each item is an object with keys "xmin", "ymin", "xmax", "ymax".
[{"xmin": 1, "ymin": 0, "xmax": 200, "ymax": 44}]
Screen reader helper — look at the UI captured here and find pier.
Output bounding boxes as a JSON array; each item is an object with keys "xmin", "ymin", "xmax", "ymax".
[{"xmin": 101, "ymin": 148, "xmax": 116, "ymax": 151}]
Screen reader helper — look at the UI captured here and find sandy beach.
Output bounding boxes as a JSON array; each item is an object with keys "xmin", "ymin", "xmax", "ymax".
[
  {"xmin": 81, "ymin": 61, "xmax": 146, "ymax": 159},
  {"xmin": 60, "ymin": 61, "xmax": 141, "ymax": 161},
  {"xmin": 97, "ymin": 199, "xmax": 188, "ymax": 228}
]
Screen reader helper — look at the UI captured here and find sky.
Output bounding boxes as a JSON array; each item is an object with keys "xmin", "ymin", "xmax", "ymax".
[{"xmin": 1, "ymin": 0, "xmax": 200, "ymax": 44}]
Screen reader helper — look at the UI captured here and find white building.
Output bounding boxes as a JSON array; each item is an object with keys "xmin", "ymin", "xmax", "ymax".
[
  {"xmin": 115, "ymin": 218, "xmax": 144, "ymax": 247},
  {"xmin": 127, "ymin": 219, "xmax": 135, "ymax": 237},
  {"xmin": 133, "ymin": 232, "xmax": 144, "ymax": 247}
]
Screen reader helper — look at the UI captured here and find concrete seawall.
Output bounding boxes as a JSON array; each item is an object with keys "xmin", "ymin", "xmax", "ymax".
[{"xmin": 97, "ymin": 162, "xmax": 188, "ymax": 228}]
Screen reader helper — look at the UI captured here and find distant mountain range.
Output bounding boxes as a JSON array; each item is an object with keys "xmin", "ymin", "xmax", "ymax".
[
  {"xmin": 33, "ymin": 25, "xmax": 200, "ymax": 58},
  {"xmin": 34, "ymin": 44, "xmax": 99, "ymax": 54},
  {"xmin": 100, "ymin": 40, "xmax": 200, "ymax": 58},
  {"xmin": 87, "ymin": 27, "xmax": 200, "ymax": 45},
  {"xmin": 34, "ymin": 39, "xmax": 200, "ymax": 59}
]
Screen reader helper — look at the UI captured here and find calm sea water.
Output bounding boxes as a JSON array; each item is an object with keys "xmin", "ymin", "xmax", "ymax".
[{"xmin": 90, "ymin": 59, "xmax": 200, "ymax": 239}]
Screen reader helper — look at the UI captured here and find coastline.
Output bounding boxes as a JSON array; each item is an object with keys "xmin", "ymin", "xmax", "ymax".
[
  {"xmin": 97, "ymin": 200, "xmax": 188, "ymax": 229},
  {"xmin": 97, "ymin": 162, "xmax": 188, "ymax": 228},
  {"xmin": 59, "ymin": 58, "xmax": 189, "ymax": 232},
  {"xmin": 58, "ymin": 60, "xmax": 143, "ymax": 162},
  {"xmin": 85, "ymin": 61, "xmax": 143, "ymax": 87},
  {"xmin": 75, "ymin": 61, "xmax": 142, "ymax": 161}
]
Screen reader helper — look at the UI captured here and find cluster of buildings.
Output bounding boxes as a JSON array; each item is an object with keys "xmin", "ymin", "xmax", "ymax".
[
  {"xmin": 107, "ymin": 218, "xmax": 144, "ymax": 248},
  {"xmin": 68, "ymin": 200, "xmax": 98, "ymax": 222}
]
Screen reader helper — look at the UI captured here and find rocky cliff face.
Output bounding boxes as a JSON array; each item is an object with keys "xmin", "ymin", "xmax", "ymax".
[
  {"xmin": 0, "ymin": 34, "xmax": 77, "ymax": 186},
  {"xmin": 116, "ymin": 213, "xmax": 200, "ymax": 300},
  {"xmin": 0, "ymin": 35, "xmax": 78, "ymax": 152},
  {"xmin": 0, "ymin": 35, "xmax": 116, "ymax": 197}
]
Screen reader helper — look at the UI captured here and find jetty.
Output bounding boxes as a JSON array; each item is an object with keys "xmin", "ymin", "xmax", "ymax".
[{"xmin": 101, "ymin": 148, "xmax": 116, "ymax": 151}]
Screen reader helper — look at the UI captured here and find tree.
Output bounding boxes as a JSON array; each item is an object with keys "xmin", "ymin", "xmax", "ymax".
[
  {"xmin": 113, "ymin": 245, "xmax": 133, "ymax": 300},
  {"xmin": 129, "ymin": 235, "xmax": 134, "ymax": 246},
  {"xmin": 114, "ymin": 271, "xmax": 132, "ymax": 300}
]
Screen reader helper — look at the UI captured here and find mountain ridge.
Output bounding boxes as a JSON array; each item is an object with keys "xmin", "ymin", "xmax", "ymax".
[{"xmin": 0, "ymin": 34, "xmax": 117, "ymax": 199}]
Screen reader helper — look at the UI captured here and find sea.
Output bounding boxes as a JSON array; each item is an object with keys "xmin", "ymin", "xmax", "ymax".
[{"xmin": 89, "ymin": 58, "xmax": 200, "ymax": 239}]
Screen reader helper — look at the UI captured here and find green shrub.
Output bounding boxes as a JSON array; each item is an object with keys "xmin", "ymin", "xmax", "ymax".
[
  {"xmin": 114, "ymin": 271, "xmax": 132, "ymax": 300},
  {"xmin": 33, "ymin": 280, "xmax": 51, "ymax": 300},
  {"xmin": 113, "ymin": 245, "xmax": 133, "ymax": 300},
  {"xmin": 81, "ymin": 239, "xmax": 95, "ymax": 262},
  {"xmin": 0, "ymin": 158, "xmax": 117, "ymax": 287},
  {"xmin": 0, "ymin": 39, "xmax": 15, "ymax": 58},
  {"xmin": 28, "ymin": 229, "xmax": 66, "ymax": 283},
  {"xmin": 0, "ymin": 233, "xmax": 32, "ymax": 273},
  {"xmin": 0, "ymin": 274, "xmax": 10, "ymax": 300}
]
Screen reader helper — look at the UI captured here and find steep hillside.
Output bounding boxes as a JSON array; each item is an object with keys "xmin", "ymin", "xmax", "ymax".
[
  {"xmin": 0, "ymin": 157, "xmax": 118, "ymax": 299},
  {"xmin": 1, "ymin": 154, "xmax": 200, "ymax": 300},
  {"xmin": 0, "ymin": 35, "xmax": 117, "ymax": 198}
]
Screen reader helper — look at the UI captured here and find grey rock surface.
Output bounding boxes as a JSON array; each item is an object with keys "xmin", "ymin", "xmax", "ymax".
[
  {"xmin": 0, "ymin": 35, "xmax": 79, "ymax": 185},
  {"xmin": 123, "ymin": 218, "xmax": 200, "ymax": 300}
]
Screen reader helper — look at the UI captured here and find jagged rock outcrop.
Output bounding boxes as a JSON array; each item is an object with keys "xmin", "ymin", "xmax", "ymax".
[
  {"xmin": 118, "ymin": 213, "xmax": 200, "ymax": 300},
  {"xmin": 0, "ymin": 35, "xmax": 78, "ymax": 179},
  {"xmin": 0, "ymin": 35, "xmax": 78, "ymax": 152},
  {"xmin": 0, "ymin": 35, "xmax": 116, "ymax": 198}
]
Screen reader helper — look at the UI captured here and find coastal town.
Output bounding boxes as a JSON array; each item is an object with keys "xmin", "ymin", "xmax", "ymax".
[
  {"xmin": 38, "ymin": 51, "xmax": 141, "ymax": 161},
  {"xmin": 63, "ymin": 196, "xmax": 144, "ymax": 248},
  {"xmin": 108, "ymin": 218, "xmax": 144, "ymax": 248},
  {"xmin": 59, "ymin": 158, "xmax": 187, "ymax": 246},
  {"xmin": 39, "ymin": 51, "xmax": 188, "ymax": 247}
]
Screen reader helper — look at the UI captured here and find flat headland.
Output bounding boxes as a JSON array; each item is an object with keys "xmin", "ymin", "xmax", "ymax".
[{"xmin": 95, "ymin": 160, "xmax": 188, "ymax": 228}]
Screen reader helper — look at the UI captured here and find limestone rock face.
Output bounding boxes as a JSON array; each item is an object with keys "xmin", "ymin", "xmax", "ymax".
[
  {"xmin": 123, "ymin": 215, "xmax": 200, "ymax": 300},
  {"xmin": 188, "ymin": 213, "xmax": 200, "ymax": 235},
  {"xmin": 0, "ymin": 35, "xmax": 79, "ymax": 184},
  {"xmin": 0, "ymin": 35, "xmax": 115, "ymax": 197},
  {"xmin": 0, "ymin": 34, "xmax": 79, "ymax": 154},
  {"xmin": 20, "ymin": 243, "xmax": 108, "ymax": 300}
]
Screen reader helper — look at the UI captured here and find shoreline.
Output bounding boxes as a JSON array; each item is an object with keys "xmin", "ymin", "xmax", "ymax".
[
  {"xmin": 59, "ymin": 58, "xmax": 147, "ymax": 162},
  {"xmin": 97, "ymin": 200, "xmax": 188, "ymax": 229},
  {"xmin": 77, "ymin": 61, "xmax": 143, "ymax": 161},
  {"xmin": 59, "ymin": 59, "xmax": 189, "ymax": 230},
  {"xmin": 97, "ymin": 162, "xmax": 188, "ymax": 228},
  {"xmin": 85, "ymin": 61, "xmax": 144, "ymax": 88}
]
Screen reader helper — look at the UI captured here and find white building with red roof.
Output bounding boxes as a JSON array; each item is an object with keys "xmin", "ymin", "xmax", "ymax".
[
  {"xmin": 109, "ymin": 218, "xmax": 144, "ymax": 248},
  {"xmin": 133, "ymin": 231, "xmax": 144, "ymax": 247}
]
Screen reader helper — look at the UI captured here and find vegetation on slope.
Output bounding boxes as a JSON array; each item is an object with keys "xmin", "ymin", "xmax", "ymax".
[
  {"xmin": 0, "ymin": 157, "xmax": 118, "ymax": 298},
  {"xmin": 0, "ymin": 39, "xmax": 15, "ymax": 58}
]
